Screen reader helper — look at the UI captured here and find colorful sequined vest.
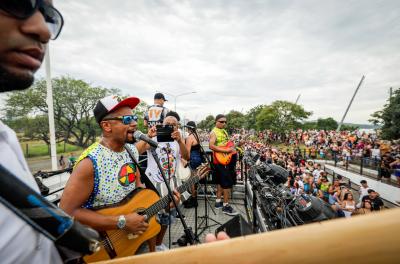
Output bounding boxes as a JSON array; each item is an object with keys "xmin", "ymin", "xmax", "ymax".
[
  {"xmin": 75, "ymin": 142, "xmax": 140, "ymax": 209},
  {"xmin": 212, "ymin": 127, "xmax": 229, "ymax": 147}
]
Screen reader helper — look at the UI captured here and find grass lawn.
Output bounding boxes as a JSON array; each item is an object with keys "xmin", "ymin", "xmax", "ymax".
[{"xmin": 20, "ymin": 140, "xmax": 84, "ymax": 158}]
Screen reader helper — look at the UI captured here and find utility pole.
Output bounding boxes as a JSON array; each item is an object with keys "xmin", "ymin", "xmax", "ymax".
[
  {"xmin": 156, "ymin": 91, "xmax": 196, "ymax": 112},
  {"xmin": 337, "ymin": 75, "xmax": 365, "ymax": 132},
  {"xmin": 45, "ymin": 44, "xmax": 58, "ymax": 170},
  {"xmin": 389, "ymin": 87, "xmax": 393, "ymax": 101},
  {"xmin": 295, "ymin": 94, "xmax": 301, "ymax": 105}
]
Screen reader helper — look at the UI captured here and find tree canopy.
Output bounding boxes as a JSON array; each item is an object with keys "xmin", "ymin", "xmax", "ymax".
[
  {"xmin": 370, "ymin": 88, "xmax": 400, "ymax": 140},
  {"xmin": 303, "ymin": 117, "xmax": 338, "ymax": 130},
  {"xmin": 256, "ymin": 100, "xmax": 312, "ymax": 133},
  {"xmin": 245, "ymin": 105, "xmax": 264, "ymax": 130},
  {"xmin": 3, "ymin": 76, "xmax": 121, "ymax": 147},
  {"xmin": 225, "ymin": 110, "xmax": 246, "ymax": 132},
  {"xmin": 197, "ymin": 115, "xmax": 215, "ymax": 131},
  {"xmin": 195, "ymin": 100, "xmax": 312, "ymax": 134}
]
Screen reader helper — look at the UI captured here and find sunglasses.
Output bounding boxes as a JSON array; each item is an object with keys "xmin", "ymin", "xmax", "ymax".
[
  {"xmin": 103, "ymin": 115, "xmax": 138, "ymax": 125},
  {"xmin": 217, "ymin": 120, "xmax": 227, "ymax": 124},
  {"xmin": 0, "ymin": 0, "xmax": 64, "ymax": 40}
]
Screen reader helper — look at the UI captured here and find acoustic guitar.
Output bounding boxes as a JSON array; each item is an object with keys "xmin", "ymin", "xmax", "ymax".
[
  {"xmin": 213, "ymin": 141, "xmax": 237, "ymax": 165},
  {"xmin": 83, "ymin": 165, "xmax": 210, "ymax": 263}
]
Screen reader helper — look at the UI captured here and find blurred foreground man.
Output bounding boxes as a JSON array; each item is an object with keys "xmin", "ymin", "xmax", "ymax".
[{"xmin": 0, "ymin": 0, "xmax": 64, "ymax": 263}]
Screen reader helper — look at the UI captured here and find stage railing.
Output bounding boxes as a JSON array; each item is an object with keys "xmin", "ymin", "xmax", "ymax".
[{"xmin": 93, "ymin": 209, "xmax": 400, "ymax": 264}]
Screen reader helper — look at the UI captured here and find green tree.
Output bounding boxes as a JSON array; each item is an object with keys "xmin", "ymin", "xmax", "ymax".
[
  {"xmin": 302, "ymin": 121, "xmax": 317, "ymax": 130},
  {"xmin": 133, "ymin": 101, "xmax": 149, "ymax": 132},
  {"xmin": 340, "ymin": 124, "xmax": 359, "ymax": 131},
  {"xmin": 7, "ymin": 115, "xmax": 64, "ymax": 144},
  {"xmin": 245, "ymin": 105, "xmax": 264, "ymax": 129},
  {"xmin": 256, "ymin": 100, "xmax": 312, "ymax": 134},
  {"xmin": 316, "ymin": 117, "xmax": 338, "ymax": 130},
  {"xmin": 370, "ymin": 88, "xmax": 400, "ymax": 139},
  {"xmin": 3, "ymin": 76, "xmax": 120, "ymax": 147},
  {"xmin": 226, "ymin": 110, "xmax": 246, "ymax": 131},
  {"xmin": 197, "ymin": 115, "xmax": 215, "ymax": 131}
]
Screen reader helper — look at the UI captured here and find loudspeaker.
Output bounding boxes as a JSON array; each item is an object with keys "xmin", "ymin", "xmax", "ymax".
[{"xmin": 215, "ymin": 215, "xmax": 252, "ymax": 238}]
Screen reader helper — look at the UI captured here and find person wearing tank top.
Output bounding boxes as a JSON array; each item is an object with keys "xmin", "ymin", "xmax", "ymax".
[
  {"xmin": 209, "ymin": 114, "xmax": 239, "ymax": 216},
  {"xmin": 183, "ymin": 121, "xmax": 204, "ymax": 208},
  {"xmin": 341, "ymin": 192, "xmax": 356, "ymax": 218},
  {"xmin": 60, "ymin": 95, "xmax": 174, "ymax": 254},
  {"xmin": 390, "ymin": 156, "xmax": 400, "ymax": 187}
]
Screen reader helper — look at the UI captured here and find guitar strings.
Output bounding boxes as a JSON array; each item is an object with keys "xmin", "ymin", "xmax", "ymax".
[{"xmin": 96, "ymin": 167, "xmax": 209, "ymax": 247}]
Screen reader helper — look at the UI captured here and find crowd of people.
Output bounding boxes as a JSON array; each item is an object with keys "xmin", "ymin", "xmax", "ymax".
[
  {"xmin": 197, "ymin": 128, "xmax": 399, "ymax": 163},
  {"xmin": 195, "ymin": 128, "xmax": 400, "ymax": 186},
  {"xmin": 240, "ymin": 140, "xmax": 385, "ymax": 218},
  {"xmin": 189, "ymin": 127, "xmax": 392, "ymax": 218},
  {"xmin": 261, "ymin": 129, "xmax": 399, "ymax": 179},
  {"xmin": 263, "ymin": 129, "xmax": 400, "ymax": 186}
]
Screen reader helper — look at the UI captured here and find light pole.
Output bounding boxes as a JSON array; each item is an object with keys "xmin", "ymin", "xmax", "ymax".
[{"xmin": 156, "ymin": 91, "xmax": 197, "ymax": 112}]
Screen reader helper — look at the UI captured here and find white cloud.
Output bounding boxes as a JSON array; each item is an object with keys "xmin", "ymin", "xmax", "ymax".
[{"xmin": 32, "ymin": 0, "xmax": 400, "ymax": 124}]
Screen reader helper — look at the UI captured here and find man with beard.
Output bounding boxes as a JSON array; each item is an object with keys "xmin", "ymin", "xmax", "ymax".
[
  {"xmin": 60, "ymin": 95, "xmax": 180, "ymax": 253},
  {"xmin": 144, "ymin": 113, "xmax": 189, "ymax": 251},
  {"xmin": 0, "ymin": 0, "xmax": 64, "ymax": 263}
]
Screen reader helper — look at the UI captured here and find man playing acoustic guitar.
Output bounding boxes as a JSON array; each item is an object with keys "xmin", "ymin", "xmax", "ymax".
[
  {"xmin": 209, "ymin": 114, "xmax": 239, "ymax": 216},
  {"xmin": 60, "ymin": 95, "xmax": 181, "ymax": 260}
]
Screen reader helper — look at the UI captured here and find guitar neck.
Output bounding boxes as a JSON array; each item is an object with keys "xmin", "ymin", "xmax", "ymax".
[{"xmin": 143, "ymin": 174, "xmax": 200, "ymax": 218}]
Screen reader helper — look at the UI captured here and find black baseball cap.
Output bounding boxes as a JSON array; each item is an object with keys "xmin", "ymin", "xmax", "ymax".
[
  {"xmin": 186, "ymin": 121, "xmax": 196, "ymax": 128},
  {"xmin": 93, "ymin": 95, "xmax": 140, "ymax": 123},
  {"xmin": 154, "ymin": 93, "xmax": 168, "ymax": 101},
  {"xmin": 166, "ymin": 111, "xmax": 180, "ymax": 121}
]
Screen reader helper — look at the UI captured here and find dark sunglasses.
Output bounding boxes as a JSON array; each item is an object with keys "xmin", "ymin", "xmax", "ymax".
[
  {"xmin": 103, "ymin": 115, "xmax": 138, "ymax": 125},
  {"xmin": 0, "ymin": 0, "xmax": 64, "ymax": 40},
  {"xmin": 217, "ymin": 120, "xmax": 227, "ymax": 124}
]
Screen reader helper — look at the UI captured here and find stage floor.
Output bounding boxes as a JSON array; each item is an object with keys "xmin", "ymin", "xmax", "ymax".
[{"xmin": 137, "ymin": 194, "xmax": 247, "ymax": 253}]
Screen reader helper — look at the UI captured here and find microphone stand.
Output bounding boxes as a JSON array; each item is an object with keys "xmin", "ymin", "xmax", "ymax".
[
  {"xmin": 189, "ymin": 128, "xmax": 221, "ymax": 238},
  {"xmin": 150, "ymin": 146, "xmax": 199, "ymax": 246}
]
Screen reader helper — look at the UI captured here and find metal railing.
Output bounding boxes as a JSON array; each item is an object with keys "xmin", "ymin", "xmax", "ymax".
[
  {"xmin": 293, "ymin": 148, "xmax": 399, "ymax": 185},
  {"xmin": 323, "ymin": 166, "xmax": 399, "ymax": 208}
]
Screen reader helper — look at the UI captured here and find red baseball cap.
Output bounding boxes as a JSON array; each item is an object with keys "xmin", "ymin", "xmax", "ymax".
[{"xmin": 94, "ymin": 95, "xmax": 140, "ymax": 123}]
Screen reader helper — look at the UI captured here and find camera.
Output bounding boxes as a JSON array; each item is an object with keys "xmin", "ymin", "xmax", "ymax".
[{"xmin": 156, "ymin": 125, "xmax": 174, "ymax": 142}]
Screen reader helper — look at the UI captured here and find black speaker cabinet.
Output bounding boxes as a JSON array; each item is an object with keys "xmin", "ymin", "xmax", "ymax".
[{"xmin": 215, "ymin": 214, "xmax": 253, "ymax": 238}]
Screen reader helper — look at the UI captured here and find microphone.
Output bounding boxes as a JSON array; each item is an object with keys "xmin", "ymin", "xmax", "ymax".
[
  {"xmin": 134, "ymin": 131, "xmax": 158, "ymax": 148},
  {"xmin": 184, "ymin": 125, "xmax": 196, "ymax": 130}
]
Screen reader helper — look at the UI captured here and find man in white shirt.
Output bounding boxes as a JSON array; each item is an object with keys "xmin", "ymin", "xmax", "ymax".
[
  {"xmin": 357, "ymin": 180, "xmax": 371, "ymax": 208},
  {"xmin": 0, "ymin": 1, "xmax": 64, "ymax": 263},
  {"xmin": 145, "ymin": 114, "xmax": 189, "ymax": 251},
  {"xmin": 312, "ymin": 163, "xmax": 323, "ymax": 182},
  {"xmin": 295, "ymin": 175, "xmax": 304, "ymax": 195},
  {"xmin": 371, "ymin": 145, "xmax": 381, "ymax": 161}
]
